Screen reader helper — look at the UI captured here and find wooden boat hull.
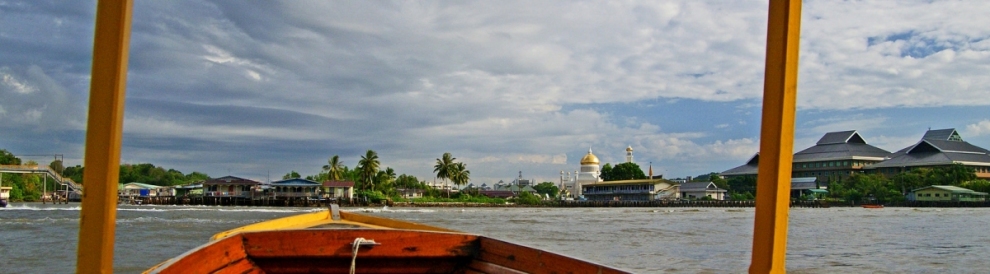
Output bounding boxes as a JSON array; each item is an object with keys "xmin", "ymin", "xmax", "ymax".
[
  {"xmin": 146, "ymin": 209, "xmax": 628, "ymax": 274},
  {"xmin": 862, "ymin": 204, "xmax": 883, "ymax": 209}
]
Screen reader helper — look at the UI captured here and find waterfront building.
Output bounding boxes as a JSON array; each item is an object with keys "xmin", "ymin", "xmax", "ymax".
[
  {"xmin": 512, "ymin": 171, "xmax": 533, "ymax": 187},
  {"xmin": 910, "ymin": 185, "xmax": 987, "ymax": 202},
  {"xmin": 790, "ymin": 177, "xmax": 828, "ymax": 200},
  {"xmin": 677, "ymin": 182, "xmax": 726, "ymax": 200},
  {"xmin": 791, "ymin": 130, "xmax": 892, "ymax": 182},
  {"xmin": 321, "ymin": 180, "xmax": 355, "ymax": 200},
  {"xmin": 581, "ymin": 179, "xmax": 676, "ymax": 201},
  {"xmin": 721, "ymin": 154, "xmax": 759, "ymax": 180},
  {"xmin": 566, "ymin": 149, "xmax": 603, "ymax": 197},
  {"xmin": 118, "ymin": 182, "xmax": 166, "ymax": 197},
  {"xmin": 270, "ymin": 178, "xmax": 321, "ymax": 198},
  {"xmin": 867, "ymin": 128, "xmax": 990, "ymax": 179},
  {"xmin": 723, "ymin": 130, "xmax": 892, "ymax": 182},
  {"xmin": 203, "ymin": 176, "xmax": 261, "ymax": 197}
]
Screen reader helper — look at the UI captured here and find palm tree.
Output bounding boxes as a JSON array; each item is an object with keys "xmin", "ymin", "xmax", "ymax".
[
  {"xmin": 322, "ymin": 155, "xmax": 345, "ymax": 181},
  {"xmin": 451, "ymin": 162, "xmax": 470, "ymax": 188},
  {"xmin": 434, "ymin": 152, "xmax": 455, "ymax": 188},
  {"xmin": 357, "ymin": 150, "xmax": 380, "ymax": 191}
]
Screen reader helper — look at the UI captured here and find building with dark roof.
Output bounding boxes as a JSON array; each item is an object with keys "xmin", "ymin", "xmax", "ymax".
[
  {"xmin": 791, "ymin": 130, "xmax": 891, "ymax": 182},
  {"xmin": 721, "ymin": 154, "xmax": 759, "ymax": 179},
  {"xmin": 867, "ymin": 129, "xmax": 990, "ymax": 179}
]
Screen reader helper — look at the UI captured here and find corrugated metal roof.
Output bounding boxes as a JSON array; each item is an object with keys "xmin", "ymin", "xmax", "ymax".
[
  {"xmin": 204, "ymin": 176, "xmax": 261, "ymax": 186},
  {"xmin": 912, "ymin": 185, "xmax": 987, "ymax": 195},
  {"xmin": 870, "ymin": 138, "xmax": 990, "ymax": 168},
  {"xmin": 271, "ymin": 178, "xmax": 322, "ymax": 186}
]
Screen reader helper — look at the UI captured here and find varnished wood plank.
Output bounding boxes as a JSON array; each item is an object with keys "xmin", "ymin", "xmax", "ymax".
[
  {"xmin": 210, "ymin": 257, "xmax": 261, "ymax": 274},
  {"xmin": 149, "ymin": 235, "xmax": 249, "ymax": 274},
  {"xmin": 340, "ymin": 211, "xmax": 461, "ymax": 232},
  {"xmin": 466, "ymin": 260, "xmax": 527, "ymax": 274},
  {"xmin": 252, "ymin": 258, "xmax": 463, "ymax": 273},
  {"xmin": 241, "ymin": 229, "xmax": 478, "ymax": 259},
  {"xmin": 477, "ymin": 237, "xmax": 630, "ymax": 274}
]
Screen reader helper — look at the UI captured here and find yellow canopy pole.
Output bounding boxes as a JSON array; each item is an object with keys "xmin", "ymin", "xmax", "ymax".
[
  {"xmin": 77, "ymin": 0, "xmax": 133, "ymax": 273},
  {"xmin": 750, "ymin": 0, "xmax": 801, "ymax": 273}
]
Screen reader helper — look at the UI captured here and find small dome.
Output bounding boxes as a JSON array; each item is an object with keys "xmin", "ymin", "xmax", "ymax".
[
  {"xmin": 626, "ymin": 145, "xmax": 633, "ymax": 152},
  {"xmin": 580, "ymin": 149, "xmax": 600, "ymax": 165}
]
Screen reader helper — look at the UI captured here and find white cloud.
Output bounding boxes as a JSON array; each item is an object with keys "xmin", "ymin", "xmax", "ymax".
[{"xmin": 965, "ymin": 120, "xmax": 990, "ymax": 137}]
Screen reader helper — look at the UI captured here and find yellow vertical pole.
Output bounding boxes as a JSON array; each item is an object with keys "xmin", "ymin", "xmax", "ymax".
[
  {"xmin": 77, "ymin": 0, "xmax": 133, "ymax": 273},
  {"xmin": 749, "ymin": 0, "xmax": 802, "ymax": 273}
]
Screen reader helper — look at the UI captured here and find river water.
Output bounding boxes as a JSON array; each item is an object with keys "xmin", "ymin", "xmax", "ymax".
[{"xmin": 1, "ymin": 203, "xmax": 987, "ymax": 273}]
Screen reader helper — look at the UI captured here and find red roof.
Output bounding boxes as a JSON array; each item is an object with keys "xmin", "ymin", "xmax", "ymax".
[{"xmin": 323, "ymin": 181, "xmax": 355, "ymax": 187}]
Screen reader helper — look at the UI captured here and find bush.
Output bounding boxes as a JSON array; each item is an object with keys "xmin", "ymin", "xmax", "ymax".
[{"xmin": 513, "ymin": 191, "xmax": 542, "ymax": 205}]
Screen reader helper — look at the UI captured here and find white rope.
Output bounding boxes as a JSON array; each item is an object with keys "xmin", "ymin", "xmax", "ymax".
[{"xmin": 350, "ymin": 237, "xmax": 377, "ymax": 274}]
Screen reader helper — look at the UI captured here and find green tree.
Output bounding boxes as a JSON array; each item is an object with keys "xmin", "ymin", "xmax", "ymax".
[
  {"xmin": 600, "ymin": 163, "xmax": 613, "ymax": 181},
  {"xmin": 450, "ymin": 162, "xmax": 470, "ymax": 188},
  {"xmin": 357, "ymin": 150, "xmax": 380, "ymax": 191},
  {"xmin": 49, "ymin": 160, "xmax": 64, "ymax": 175},
  {"xmin": 533, "ymin": 182, "xmax": 560, "ymax": 198},
  {"xmin": 0, "ymin": 149, "xmax": 21, "ymax": 165},
  {"xmin": 607, "ymin": 162, "xmax": 647, "ymax": 181},
  {"xmin": 323, "ymin": 155, "xmax": 345, "ymax": 181},
  {"xmin": 727, "ymin": 176, "xmax": 757, "ymax": 195},
  {"xmin": 961, "ymin": 179, "xmax": 990, "ymax": 193},
  {"xmin": 282, "ymin": 171, "xmax": 302, "ymax": 179},
  {"xmin": 433, "ymin": 152, "xmax": 455, "ymax": 187}
]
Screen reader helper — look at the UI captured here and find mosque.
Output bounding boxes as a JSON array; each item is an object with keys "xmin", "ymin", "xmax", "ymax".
[{"xmin": 561, "ymin": 146, "xmax": 636, "ymax": 198}]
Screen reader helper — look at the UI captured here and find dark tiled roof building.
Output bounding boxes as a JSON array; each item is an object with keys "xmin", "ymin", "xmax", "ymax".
[
  {"xmin": 791, "ymin": 130, "xmax": 891, "ymax": 181},
  {"xmin": 867, "ymin": 129, "xmax": 990, "ymax": 179}
]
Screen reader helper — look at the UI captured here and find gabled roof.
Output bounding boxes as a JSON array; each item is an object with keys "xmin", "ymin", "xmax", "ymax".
[
  {"xmin": 323, "ymin": 181, "xmax": 355, "ymax": 188},
  {"xmin": 679, "ymin": 182, "xmax": 724, "ymax": 192},
  {"xmin": 721, "ymin": 154, "xmax": 759, "ymax": 176},
  {"xmin": 790, "ymin": 177, "xmax": 820, "ymax": 190},
  {"xmin": 869, "ymin": 131, "xmax": 990, "ymax": 169},
  {"xmin": 793, "ymin": 130, "xmax": 890, "ymax": 162},
  {"xmin": 270, "ymin": 178, "xmax": 322, "ymax": 186},
  {"xmin": 912, "ymin": 185, "xmax": 987, "ymax": 195},
  {"xmin": 923, "ymin": 128, "xmax": 963, "ymax": 141},
  {"xmin": 204, "ymin": 176, "xmax": 260, "ymax": 186},
  {"xmin": 816, "ymin": 130, "xmax": 865, "ymax": 145}
]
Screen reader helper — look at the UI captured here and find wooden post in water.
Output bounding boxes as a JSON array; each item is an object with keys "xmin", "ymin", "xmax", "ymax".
[{"xmin": 750, "ymin": 0, "xmax": 801, "ymax": 273}]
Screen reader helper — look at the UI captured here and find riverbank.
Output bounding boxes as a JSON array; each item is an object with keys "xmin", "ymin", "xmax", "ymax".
[{"xmin": 102, "ymin": 196, "xmax": 990, "ymax": 208}]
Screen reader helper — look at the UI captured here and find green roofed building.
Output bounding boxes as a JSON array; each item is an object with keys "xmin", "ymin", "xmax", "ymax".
[{"xmin": 911, "ymin": 185, "xmax": 987, "ymax": 202}]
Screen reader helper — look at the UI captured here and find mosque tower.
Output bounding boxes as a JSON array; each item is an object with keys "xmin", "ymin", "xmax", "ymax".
[{"xmin": 626, "ymin": 145, "xmax": 634, "ymax": 163}]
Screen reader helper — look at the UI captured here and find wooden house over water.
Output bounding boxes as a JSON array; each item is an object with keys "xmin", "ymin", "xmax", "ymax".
[
  {"xmin": 270, "ymin": 178, "xmax": 321, "ymax": 198},
  {"xmin": 321, "ymin": 181, "xmax": 354, "ymax": 201},
  {"xmin": 677, "ymin": 182, "xmax": 727, "ymax": 200},
  {"xmin": 203, "ymin": 176, "xmax": 261, "ymax": 205}
]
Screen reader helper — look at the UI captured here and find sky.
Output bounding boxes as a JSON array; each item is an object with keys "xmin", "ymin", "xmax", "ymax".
[{"xmin": 2, "ymin": 0, "xmax": 990, "ymax": 186}]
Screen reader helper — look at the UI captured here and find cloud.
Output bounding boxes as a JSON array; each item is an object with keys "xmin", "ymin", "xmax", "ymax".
[
  {"xmin": 4, "ymin": 0, "xmax": 990, "ymax": 184},
  {"xmin": 965, "ymin": 120, "xmax": 990, "ymax": 137}
]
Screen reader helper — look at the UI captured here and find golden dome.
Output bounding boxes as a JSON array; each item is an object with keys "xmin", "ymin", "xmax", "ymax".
[
  {"xmin": 580, "ymin": 149, "xmax": 600, "ymax": 165},
  {"xmin": 626, "ymin": 145, "xmax": 633, "ymax": 152}
]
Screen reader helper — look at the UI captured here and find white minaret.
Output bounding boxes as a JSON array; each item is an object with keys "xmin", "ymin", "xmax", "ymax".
[{"xmin": 626, "ymin": 145, "xmax": 634, "ymax": 163}]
